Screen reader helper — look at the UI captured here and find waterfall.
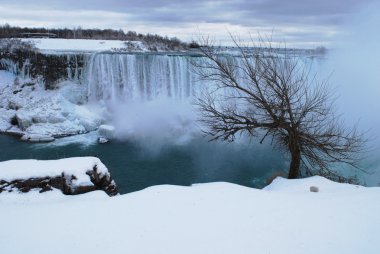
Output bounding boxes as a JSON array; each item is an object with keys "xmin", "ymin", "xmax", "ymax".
[
  {"xmin": 1, "ymin": 51, "xmax": 197, "ymax": 102},
  {"xmin": 83, "ymin": 53, "xmax": 195, "ymax": 102},
  {"xmin": 0, "ymin": 54, "xmax": 83, "ymax": 82},
  {"xmin": 0, "ymin": 58, "xmax": 19, "ymax": 75},
  {"xmin": 66, "ymin": 54, "xmax": 82, "ymax": 81}
]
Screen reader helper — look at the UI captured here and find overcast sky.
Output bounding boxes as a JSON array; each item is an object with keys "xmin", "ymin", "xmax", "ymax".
[{"xmin": 0, "ymin": 0, "xmax": 377, "ymax": 47}]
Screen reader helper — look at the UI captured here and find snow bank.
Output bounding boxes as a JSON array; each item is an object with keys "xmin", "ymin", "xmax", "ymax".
[
  {"xmin": 0, "ymin": 177, "xmax": 379, "ymax": 254},
  {"xmin": 0, "ymin": 157, "xmax": 118, "ymax": 196},
  {"xmin": 264, "ymin": 175, "xmax": 364, "ymax": 193}
]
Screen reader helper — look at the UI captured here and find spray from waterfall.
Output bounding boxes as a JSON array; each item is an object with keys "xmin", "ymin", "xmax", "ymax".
[
  {"xmin": 81, "ymin": 53, "xmax": 201, "ymax": 147},
  {"xmin": 323, "ymin": 1, "xmax": 380, "ymax": 184}
]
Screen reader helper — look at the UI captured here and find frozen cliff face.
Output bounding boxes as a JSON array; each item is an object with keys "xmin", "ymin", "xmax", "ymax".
[
  {"xmin": 0, "ymin": 51, "xmax": 201, "ymax": 139},
  {"xmin": 0, "ymin": 73, "xmax": 104, "ymax": 138},
  {"xmin": 0, "ymin": 43, "xmax": 85, "ymax": 90}
]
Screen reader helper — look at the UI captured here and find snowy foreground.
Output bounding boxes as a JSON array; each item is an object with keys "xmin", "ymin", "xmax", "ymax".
[{"xmin": 1, "ymin": 176, "xmax": 379, "ymax": 254}]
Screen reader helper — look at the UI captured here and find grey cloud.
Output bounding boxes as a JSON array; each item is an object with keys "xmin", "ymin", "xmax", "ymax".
[
  {"xmin": 0, "ymin": 0, "xmax": 371, "ymax": 24},
  {"xmin": 0, "ymin": 0, "xmax": 376, "ymax": 46}
]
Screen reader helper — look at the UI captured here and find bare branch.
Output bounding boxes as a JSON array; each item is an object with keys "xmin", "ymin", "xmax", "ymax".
[{"xmin": 192, "ymin": 35, "xmax": 366, "ymax": 180}]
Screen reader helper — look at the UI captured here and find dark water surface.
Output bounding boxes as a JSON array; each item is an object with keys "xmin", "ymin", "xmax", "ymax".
[{"xmin": 0, "ymin": 135, "xmax": 288, "ymax": 194}]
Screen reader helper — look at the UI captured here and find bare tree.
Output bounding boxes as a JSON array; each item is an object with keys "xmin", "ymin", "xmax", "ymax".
[{"xmin": 193, "ymin": 37, "xmax": 365, "ymax": 179}]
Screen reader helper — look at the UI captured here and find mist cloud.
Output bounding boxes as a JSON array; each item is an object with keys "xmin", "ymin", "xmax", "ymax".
[
  {"xmin": 322, "ymin": 1, "xmax": 380, "ymax": 183},
  {"xmin": 110, "ymin": 98, "xmax": 198, "ymax": 150}
]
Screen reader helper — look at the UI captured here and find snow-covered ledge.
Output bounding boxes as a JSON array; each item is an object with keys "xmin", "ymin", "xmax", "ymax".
[{"xmin": 0, "ymin": 157, "xmax": 118, "ymax": 196}]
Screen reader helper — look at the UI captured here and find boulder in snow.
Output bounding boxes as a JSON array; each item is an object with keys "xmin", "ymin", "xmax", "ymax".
[{"xmin": 310, "ymin": 186, "xmax": 319, "ymax": 192}]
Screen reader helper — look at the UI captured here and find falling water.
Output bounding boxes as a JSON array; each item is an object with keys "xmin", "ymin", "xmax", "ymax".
[{"xmin": 83, "ymin": 53, "xmax": 195, "ymax": 102}]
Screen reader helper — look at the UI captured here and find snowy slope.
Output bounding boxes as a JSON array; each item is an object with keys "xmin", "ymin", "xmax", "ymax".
[{"xmin": 0, "ymin": 176, "xmax": 379, "ymax": 254}]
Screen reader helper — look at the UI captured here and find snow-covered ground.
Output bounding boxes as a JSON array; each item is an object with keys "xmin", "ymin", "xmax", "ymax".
[
  {"xmin": 0, "ymin": 176, "xmax": 379, "ymax": 254},
  {"xmin": 22, "ymin": 38, "xmax": 147, "ymax": 53}
]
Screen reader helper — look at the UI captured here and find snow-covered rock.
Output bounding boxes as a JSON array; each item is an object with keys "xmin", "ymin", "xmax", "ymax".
[
  {"xmin": 0, "ymin": 108, "xmax": 15, "ymax": 131},
  {"xmin": 98, "ymin": 137, "xmax": 110, "ymax": 144},
  {"xmin": 15, "ymin": 111, "xmax": 33, "ymax": 130},
  {"xmin": 20, "ymin": 134, "xmax": 55, "ymax": 142},
  {"xmin": 98, "ymin": 124, "xmax": 115, "ymax": 139},
  {"xmin": 0, "ymin": 118, "xmax": 12, "ymax": 132},
  {"xmin": 0, "ymin": 157, "xmax": 118, "ymax": 196},
  {"xmin": 0, "ymin": 177, "xmax": 379, "ymax": 254}
]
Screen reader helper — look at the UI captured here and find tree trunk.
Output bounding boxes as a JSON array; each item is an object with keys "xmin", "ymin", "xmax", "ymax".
[
  {"xmin": 288, "ymin": 134, "xmax": 301, "ymax": 179},
  {"xmin": 288, "ymin": 148, "xmax": 301, "ymax": 179}
]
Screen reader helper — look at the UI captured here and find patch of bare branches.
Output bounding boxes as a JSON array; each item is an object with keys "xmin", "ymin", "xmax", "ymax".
[{"xmin": 192, "ymin": 35, "xmax": 366, "ymax": 180}]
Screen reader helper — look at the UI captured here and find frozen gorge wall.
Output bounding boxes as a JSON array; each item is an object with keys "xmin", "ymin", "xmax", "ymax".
[
  {"xmin": 0, "ymin": 52, "xmax": 198, "ymax": 102},
  {"xmin": 0, "ymin": 52, "xmax": 84, "ymax": 89}
]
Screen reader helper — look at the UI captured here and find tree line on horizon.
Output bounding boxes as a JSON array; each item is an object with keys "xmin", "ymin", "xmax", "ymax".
[{"xmin": 0, "ymin": 24, "xmax": 198, "ymax": 50}]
